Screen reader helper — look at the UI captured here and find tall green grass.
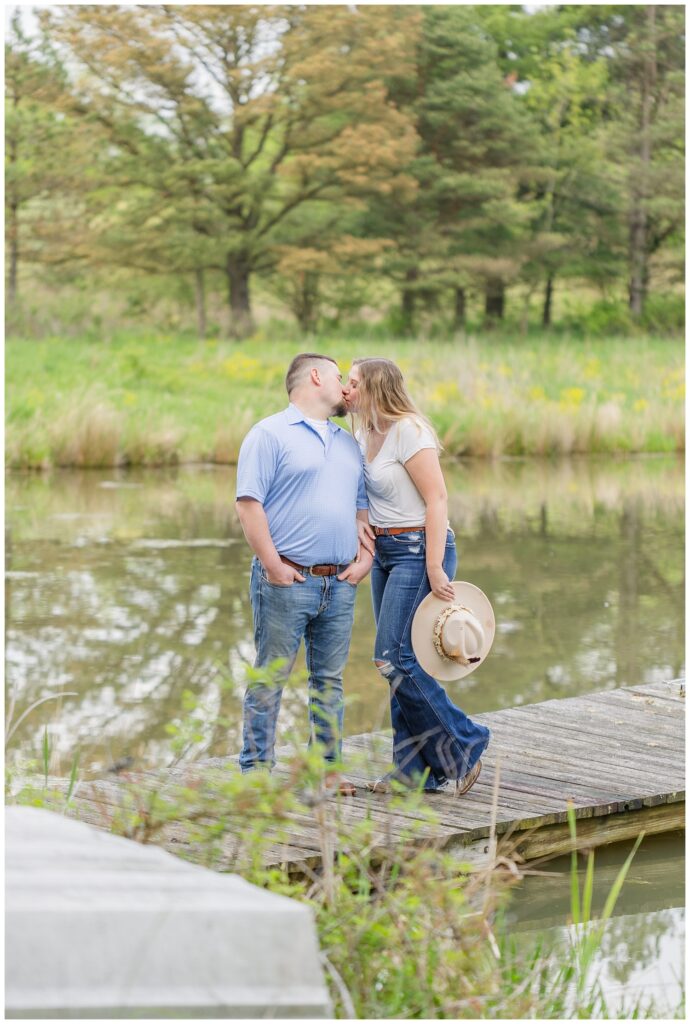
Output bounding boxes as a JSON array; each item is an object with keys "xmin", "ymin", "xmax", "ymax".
[{"xmin": 6, "ymin": 332, "xmax": 684, "ymax": 468}]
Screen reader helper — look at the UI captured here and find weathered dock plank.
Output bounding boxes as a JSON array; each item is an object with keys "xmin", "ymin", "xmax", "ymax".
[{"xmin": 33, "ymin": 679, "xmax": 684, "ymax": 872}]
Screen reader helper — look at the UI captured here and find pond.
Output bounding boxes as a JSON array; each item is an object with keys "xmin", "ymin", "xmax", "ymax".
[
  {"xmin": 5, "ymin": 455, "xmax": 684, "ymax": 1015},
  {"xmin": 6, "ymin": 455, "xmax": 683, "ymax": 769},
  {"xmin": 506, "ymin": 831, "xmax": 685, "ymax": 1018}
]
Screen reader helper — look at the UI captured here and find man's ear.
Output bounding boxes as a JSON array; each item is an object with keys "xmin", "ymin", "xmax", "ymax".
[{"xmin": 310, "ymin": 367, "xmax": 321, "ymax": 386}]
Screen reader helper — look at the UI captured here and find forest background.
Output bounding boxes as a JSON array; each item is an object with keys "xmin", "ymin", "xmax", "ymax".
[{"xmin": 5, "ymin": 4, "xmax": 685, "ymax": 467}]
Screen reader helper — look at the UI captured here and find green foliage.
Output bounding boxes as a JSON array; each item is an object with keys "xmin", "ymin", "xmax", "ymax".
[
  {"xmin": 6, "ymin": 670, "xmax": 681, "ymax": 1019},
  {"xmin": 5, "ymin": 6, "xmax": 683, "ymax": 335},
  {"xmin": 563, "ymin": 299, "xmax": 636, "ymax": 338},
  {"xmin": 31, "ymin": 5, "xmax": 418, "ymax": 336},
  {"xmin": 639, "ymin": 294, "xmax": 685, "ymax": 335},
  {"xmin": 5, "ymin": 12, "xmax": 105, "ymax": 297},
  {"xmin": 560, "ymin": 295, "xmax": 685, "ymax": 339}
]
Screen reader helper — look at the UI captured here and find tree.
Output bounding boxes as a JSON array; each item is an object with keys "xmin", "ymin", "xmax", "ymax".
[
  {"xmin": 5, "ymin": 11, "xmax": 98, "ymax": 302},
  {"xmin": 363, "ymin": 5, "xmax": 538, "ymax": 333},
  {"xmin": 617, "ymin": 6, "xmax": 684, "ymax": 316},
  {"xmin": 559, "ymin": 5, "xmax": 685, "ymax": 317},
  {"xmin": 40, "ymin": 4, "xmax": 419, "ymax": 337},
  {"xmin": 493, "ymin": 9, "xmax": 621, "ymax": 325}
]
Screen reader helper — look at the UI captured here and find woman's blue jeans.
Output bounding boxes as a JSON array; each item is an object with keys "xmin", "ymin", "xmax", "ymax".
[
  {"xmin": 240, "ymin": 557, "xmax": 357, "ymax": 772},
  {"xmin": 371, "ymin": 529, "xmax": 490, "ymax": 790}
]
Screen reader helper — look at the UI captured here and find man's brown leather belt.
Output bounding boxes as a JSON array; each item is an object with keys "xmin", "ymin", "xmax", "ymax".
[
  {"xmin": 280, "ymin": 555, "xmax": 344, "ymax": 577},
  {"xmin": 373, "ymin": 525, "xmax": 426, "ymax": 536}
]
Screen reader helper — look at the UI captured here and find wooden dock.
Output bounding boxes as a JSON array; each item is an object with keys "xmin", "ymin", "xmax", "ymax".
[{"xmin": 41, "ymin": 679, "xmax": 684, "ymax": 873}]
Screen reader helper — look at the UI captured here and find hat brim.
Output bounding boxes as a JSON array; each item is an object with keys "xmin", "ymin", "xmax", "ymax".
[{"xmin": 411, "ymin": 581, "xmax": 495, "ymax": 682}]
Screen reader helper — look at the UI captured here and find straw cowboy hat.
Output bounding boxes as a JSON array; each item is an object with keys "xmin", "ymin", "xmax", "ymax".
[{"xmin": 411, "ymin": 581, "xmax": 495, "ymax": 682}]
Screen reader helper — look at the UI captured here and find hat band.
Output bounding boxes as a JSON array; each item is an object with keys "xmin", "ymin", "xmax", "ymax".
[{"xmin": 432, "ymin": 604, "xmax": 482, "ymax": 665}]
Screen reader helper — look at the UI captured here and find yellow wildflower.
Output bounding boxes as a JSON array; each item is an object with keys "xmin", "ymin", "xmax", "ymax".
[
  {"xmin": 431, "ymin": 381, "xmax": 461, "ymax": 403},
  {"xmin": 222, "ymin": 353, "xmax": 262, "ymax": 382},
  {"xmin": 560, "ymin": 387, "xmax": 586, "ymax": 407}
]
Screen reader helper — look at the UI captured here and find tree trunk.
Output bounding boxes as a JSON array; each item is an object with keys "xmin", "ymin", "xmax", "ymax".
[
  {"xmin": 7, "ymin": 91, "xmax": 19, "ymax": 305},
  {"xmin": 8, "ymin": 200, "xmax": 18, "ymax": 306},
  {"xmin": 226, "ymin": 254, "xmax": 253, "ymax": 338},
  {"xmin": 542, "ymin": 274, "xmax": 555, "ymax": 327},
  {"xmin": 629, "ymin": 212, "xmax": 647, "ymax": 317},
  {"xmin": 294, "ymin": 271, "xmax": 319, "ymax": 333},
  {"xmin": 484, "ymin": 278, "xmax": 505, "ymax": 322},
  {"xmin": 539, "ymin": 501, "xmax": 548, "ymax": 536},
  {"xmin": 400, "ymin": 267, "xmax": 418, "ymax": 334},
  {"xmin": 194, "ymin": 268, "xmax": 206, "ymax": 339},
  {"xmin": 628, "ymin": 5, "xmax": 656, "ymax": 318},
  {"xmin": 453, "ymin": 286, "xmax": 466, "ymax": 331}
]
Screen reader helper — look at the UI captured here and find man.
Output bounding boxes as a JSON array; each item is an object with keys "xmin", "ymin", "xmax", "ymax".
[{"xmin": 235, "ymin": 352, "xmax": 374, "ymax": 794}]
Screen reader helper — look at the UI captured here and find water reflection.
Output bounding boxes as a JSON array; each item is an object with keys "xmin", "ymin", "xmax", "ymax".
[
  {"xmin": 505, "ymin": 832, "xmax": 685, "ymax": 1017},
  {"xmin": 5, "ymin": 456, "xmax": 684, "ymax": 773}
]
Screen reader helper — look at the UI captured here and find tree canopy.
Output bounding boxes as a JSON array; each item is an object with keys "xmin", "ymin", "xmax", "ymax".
[{"xmin": 5, "ymin": 4, "xmax": 684, "ymax": 336}]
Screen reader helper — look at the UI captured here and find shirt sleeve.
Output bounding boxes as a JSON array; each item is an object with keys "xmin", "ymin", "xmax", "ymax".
[
  {"xmin": 350, "ymin": 434, "xmax": 368, "ymax": 510},
  {"xmin": 395, "ymin": 417, "xmax": 437, "ymax": 465},
  {"xmin": 235, "ymin": 427, "xmax": 280, "ymax": 503},
  {"xmin": 356, "ymin": 460, "xmax": 369, "ymax": 511}
]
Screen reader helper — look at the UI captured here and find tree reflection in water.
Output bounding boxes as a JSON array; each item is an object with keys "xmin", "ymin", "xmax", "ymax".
[
  {"xmin": 505, "ymin": 832, "xmax": 684, "ymax": 1017},
  {"xmin": 5, "ymin": 456, "xmax": 684, "ymax": 771},
  {"xmin": 513, "ymin": 907, "xmax": 685, "ymax": 1018}
]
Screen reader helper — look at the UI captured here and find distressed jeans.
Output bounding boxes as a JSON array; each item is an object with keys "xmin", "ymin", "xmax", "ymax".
[
  {"xmin": 240, "ymin": 557, "xmax": 357, "ymax": 772},
  {"xmin": 371, "ymin": 529, "xmax": 491, "ymax": 791}
]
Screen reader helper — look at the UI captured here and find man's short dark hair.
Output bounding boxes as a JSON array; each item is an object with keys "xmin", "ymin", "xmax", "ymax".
[{"xmin": 285, "ymin": 353, "xmax": 338, "ymax": 395}]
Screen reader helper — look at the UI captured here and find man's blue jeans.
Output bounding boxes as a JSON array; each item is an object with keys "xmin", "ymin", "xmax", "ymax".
[
  {"xmin": 371, "ymin": 529, "xmax": 491, "ymax": 791},
  {"xmin": 240, "ymin": 557, "xmax": 357, "ymax": 771}
]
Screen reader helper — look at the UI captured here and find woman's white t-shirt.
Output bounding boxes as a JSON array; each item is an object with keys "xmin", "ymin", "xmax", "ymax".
[{"xmin": 358, "ymin": 416, "xmax": 438, "ymax": 528}]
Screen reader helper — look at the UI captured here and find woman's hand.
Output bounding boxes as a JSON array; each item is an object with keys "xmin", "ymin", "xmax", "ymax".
[
  {"xmin": 338, "ymin": 549, "xmax": 374, "ymax": 585},
  {"xmin": 357, "ymin": 519, "xmax": 376, "ymax": 557},
  {"xmin": 427, "ymin": 565, "xmax": 455, "ymax": 602}
]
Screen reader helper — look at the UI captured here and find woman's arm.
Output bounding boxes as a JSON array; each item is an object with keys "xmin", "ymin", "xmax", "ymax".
[{"xmin": 404, "ymin": 449, "xmax": 456, "ymax": 601}]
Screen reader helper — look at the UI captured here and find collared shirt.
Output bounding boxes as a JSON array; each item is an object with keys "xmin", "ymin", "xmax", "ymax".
[{"xmin": 236, "ymin": 403, "xmax": 368, "ymax": 565}]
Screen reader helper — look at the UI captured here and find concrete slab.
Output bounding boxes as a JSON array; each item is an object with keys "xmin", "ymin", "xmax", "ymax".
[{"xmin": 5, "ymin": 807, "xmax": 332, "ymax": 1018}]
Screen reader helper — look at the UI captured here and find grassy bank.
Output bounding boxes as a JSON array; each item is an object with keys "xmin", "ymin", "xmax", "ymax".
[{"xmin": 6, "ymin": 332, "xmax": 684, "ymax": 468}]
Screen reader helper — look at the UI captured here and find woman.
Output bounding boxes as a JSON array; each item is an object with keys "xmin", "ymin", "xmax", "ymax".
[{"xmin": 343, "ymin": 358, "xmax": 489, "ymax": 796}]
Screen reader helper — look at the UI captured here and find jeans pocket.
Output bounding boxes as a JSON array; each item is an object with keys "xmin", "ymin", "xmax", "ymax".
[
  {"xmin": 390, "ymin": 531, "xmax": 425, "ymax": 546},
  {"xmin": 260, "ymin": 567, "xmax": 294, "ymax": 588},
  {"xmin": 334, "ymin": 574, "xmax": 357, "ymax": 589}
]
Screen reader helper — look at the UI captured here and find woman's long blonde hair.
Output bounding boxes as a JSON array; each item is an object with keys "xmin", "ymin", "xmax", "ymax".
[{"xmin": 351, "ymin": 357, "xmax": 440, "ymax": 449}]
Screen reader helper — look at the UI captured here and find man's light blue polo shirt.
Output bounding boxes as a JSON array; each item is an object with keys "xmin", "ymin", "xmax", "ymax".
[{"xmin": 236, "ymin": 403, "xmax": 368, "ymax": 565}]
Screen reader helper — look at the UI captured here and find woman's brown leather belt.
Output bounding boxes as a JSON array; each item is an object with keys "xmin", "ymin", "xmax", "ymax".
[{"xmin": 372, "ymin": 525, "xmax": 426, "ymax": 536}]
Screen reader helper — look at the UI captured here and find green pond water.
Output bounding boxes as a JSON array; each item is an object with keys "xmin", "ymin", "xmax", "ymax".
[{"xmin": 5, "ymin": 455, "xmax": 684, "ymax": 1015}]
